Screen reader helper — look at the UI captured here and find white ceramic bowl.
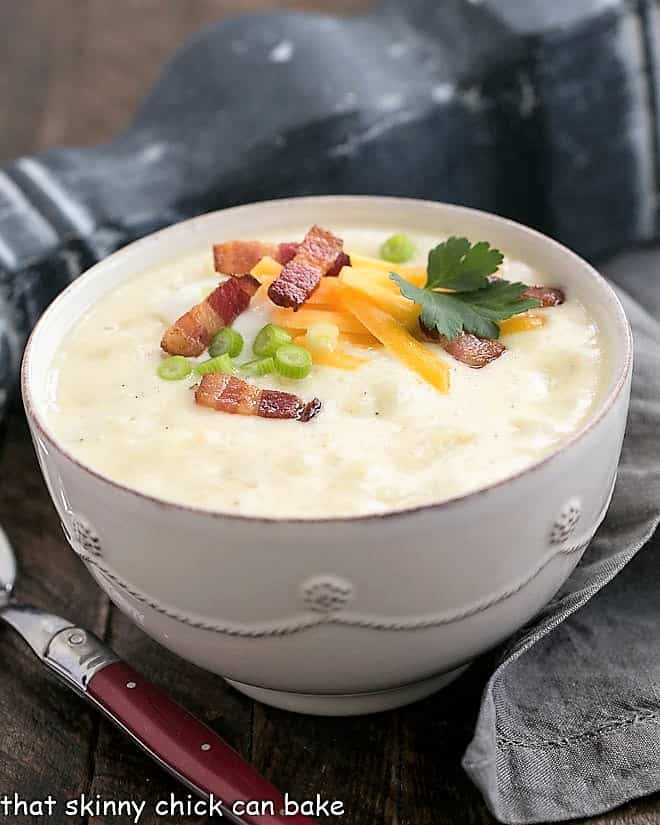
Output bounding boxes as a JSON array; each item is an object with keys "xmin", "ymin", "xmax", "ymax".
[{"xmin": 22, "ymin": 197, "xmax": 632, "ymax": 715}]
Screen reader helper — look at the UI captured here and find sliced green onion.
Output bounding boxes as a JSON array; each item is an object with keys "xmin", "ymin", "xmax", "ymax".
[
  {"xmin": 157, "ymin": 356, "xmax": 192, "ymax": 381},
  {"xmin": 273, "ymin": 344, "xmax": 313, "ymax": 380},
  {"xmin": 380, "ymin": 233, "xmax": 415, "ymax": 264},
  {"xmin": 194, "ymin": 353, "xmax": 234, "ymax": 376},
  {"xmin": 240, "ymin": 356, "xmax": 275, "ymax": 377},
  {"xmin": 306, "ymin": 322, "xmax": 339, "ymax": 354},
  {"xmin": 253, "ymin": 323, "xmax": 292, "ymax": 357},
  {"xmin": 209, "ymin": 327, "xmax": 244, "ymax": 358}
]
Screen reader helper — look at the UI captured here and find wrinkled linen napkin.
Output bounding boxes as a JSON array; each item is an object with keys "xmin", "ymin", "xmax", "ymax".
[{"xmin": 464, "ymin": 256, "xmax": 660, "ymax": 823}]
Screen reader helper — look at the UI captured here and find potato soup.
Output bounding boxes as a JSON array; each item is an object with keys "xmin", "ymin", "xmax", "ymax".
[{"xmin": 45, "ymin": 225, "xmax": 606, "ymax": 518}]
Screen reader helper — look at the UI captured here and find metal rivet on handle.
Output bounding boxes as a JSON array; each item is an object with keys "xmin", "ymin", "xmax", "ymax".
[
  {"xmin": 201, "ymin": 744, "xmax": 211, "ymax": 752},
  {"xmin": 68, "ymin": 631, "xmax": 86, "ymax": 646},
  {"xmin": 126, "ymin": 681, "xmax": 137, "ymax": 689}
]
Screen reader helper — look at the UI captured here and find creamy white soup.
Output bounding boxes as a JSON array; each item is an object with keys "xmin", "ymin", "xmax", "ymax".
[{"xmin": 46, "ymin": 225, "xmax": 606, "ymax": 518}]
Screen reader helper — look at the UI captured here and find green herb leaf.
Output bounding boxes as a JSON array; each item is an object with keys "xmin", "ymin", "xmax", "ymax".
[
  {"xmin": 391, "ymin": 265, "xmax": 542, "ymax": 342},
  {"xmin": 430, "ymin": 281, "xmax": 541, "ymax": 341},
  {"xmin": 426, "ymin": 237, "xmax": 504, "ymax": 291}
]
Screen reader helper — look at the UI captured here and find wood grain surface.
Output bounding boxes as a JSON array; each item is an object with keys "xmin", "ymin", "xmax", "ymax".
[{"xmin": 0, "ymin": 2, "xmax": 658, "ymax": 824}]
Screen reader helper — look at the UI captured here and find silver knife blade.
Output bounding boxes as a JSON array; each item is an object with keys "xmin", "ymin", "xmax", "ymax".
[{"xmin": 1, "ymin": 604, "xmax": 73, "ymax": 660}]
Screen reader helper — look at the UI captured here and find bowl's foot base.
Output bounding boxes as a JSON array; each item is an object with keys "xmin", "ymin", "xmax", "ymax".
[{"xmin": 225, "ymin": 664, "xmax": 470, "ymax": 716}]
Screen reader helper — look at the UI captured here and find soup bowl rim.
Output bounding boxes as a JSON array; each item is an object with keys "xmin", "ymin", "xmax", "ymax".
[{"xmin": 21, "ymin": 194, "xmax": 633, "ymax": 526}]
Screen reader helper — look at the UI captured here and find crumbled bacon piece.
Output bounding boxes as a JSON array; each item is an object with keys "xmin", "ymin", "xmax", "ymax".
[
  {"xmin": 206, "ymin": 276, "xmax": 260, "ymax": 323},
  {"xmin": 326, "ymin": 251, "xmax": 351, "ymax": 277},
  {"xmin": 442, "ymin": 332, "xmax": 506, "ymax": 368},
  {"xmin": 419, "ymin": 322, "xmax": 506, "ymax": 368},
  {"xmin": 214, "ymin": 238, "xmax": 348, "ymax": 284},
  {"xmin": 212, "ymin": 241, "xmax": 302, "ymax": 275},
  {"xmin": 268, "ymin": 225, "xmax": 345, "ymax": 310},
  {"xmin": 161, "ymin": 275, "xmax": 260, "ymax": 357},
  {"xmin": 277, "ymin": 242, "xmax": 300, "ymax": 264},
  {"xmin": 521, "ymin": 286, "xmax": 565, "ymax": 306},
  {"xmin": 213, "ymin": 242, "xmax": 273, "ymax": 275},
  {"xmin": 195, "ymin": 373, "xmax": 321, "ymax": 422}
]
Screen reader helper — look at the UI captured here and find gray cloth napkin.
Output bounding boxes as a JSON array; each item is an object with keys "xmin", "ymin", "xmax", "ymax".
[{"xmin": 464, "ymin": 253, "xmax": 660, "ymax": 822}]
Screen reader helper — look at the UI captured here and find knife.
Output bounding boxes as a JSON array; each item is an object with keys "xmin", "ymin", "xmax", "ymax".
[{"xmin": 0, "ymin": 528, "xmax": 314, "ymax": 825}]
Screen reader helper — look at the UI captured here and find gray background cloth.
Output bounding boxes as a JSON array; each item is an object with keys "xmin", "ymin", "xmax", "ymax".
[{"xmin": 464, "ymin": 251, "xmax": 660, "ymax": 822}]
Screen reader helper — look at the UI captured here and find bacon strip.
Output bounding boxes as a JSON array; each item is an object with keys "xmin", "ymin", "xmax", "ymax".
[
  {"xmin": 214, "ymin": 239, "xmax": 350, "ymax": 282},
  {"xmin": 277, "ymin": 242, "xmax": 300, "ymax": 265},
  {"xmin": 420, "ymin": 322, "xmax": 506, "ymax": 368},
  {"xmin": 195, "ymin": 373, "xmax": 322, "ymax": 422},
  {"xmin": 442, "ymin": 332, "xmax": 506, "ymax": 368},
  {"xmin": 161, "ymin": 275, "xmax": 260, "ymax": 357},
  {"xmin": 326, "ymin": 251, "xmax": 351, "ymax": 278},
  {"xmin": 521, "ymin": 286, "xmax": 565, "ymax": 306},
  {"xmin": 268, "ymin": 226, "xmax": 345, "ymax": 310},
  {"xmin": 213, "ymin": 242, "xmax": 299, "ymax": 275}
]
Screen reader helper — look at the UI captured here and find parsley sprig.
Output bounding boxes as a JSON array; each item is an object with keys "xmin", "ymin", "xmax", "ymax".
[{"xmin": 390, "ymin": 237, "xmax": 541, "ymax": 341}]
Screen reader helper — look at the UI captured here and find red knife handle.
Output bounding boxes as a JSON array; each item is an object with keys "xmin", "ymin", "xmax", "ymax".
[{"xmin": 87, "ymin": 662, "xmax": 315, "ymax": 825}]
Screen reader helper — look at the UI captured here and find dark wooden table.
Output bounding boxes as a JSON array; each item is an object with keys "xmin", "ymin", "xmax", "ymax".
[{"xmin": 0, "ymin": 3, "xmax": 658, "ymax": 824}]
